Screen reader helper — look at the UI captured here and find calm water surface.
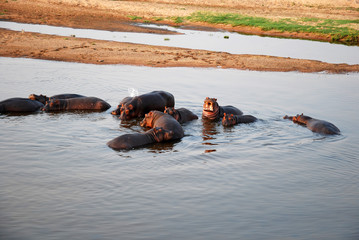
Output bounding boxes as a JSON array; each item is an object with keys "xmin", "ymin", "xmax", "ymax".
[
  {"xmin": 0, "ymin": 57, "xmax": 359, "ymax": 240},
  {"xmin": 1, "ymin": 21, "xmax": 359, "ymax": 64}
]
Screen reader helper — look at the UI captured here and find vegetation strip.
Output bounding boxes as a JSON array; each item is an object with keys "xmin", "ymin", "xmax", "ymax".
[{"xmin": 186, "ymin": 12, "xmax": 359, "ymax": 45}]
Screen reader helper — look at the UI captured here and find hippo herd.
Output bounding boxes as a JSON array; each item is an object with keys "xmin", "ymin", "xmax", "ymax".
[{"xmin": 0, "ymin": 90, "xmax": 340, "ymax": 151}]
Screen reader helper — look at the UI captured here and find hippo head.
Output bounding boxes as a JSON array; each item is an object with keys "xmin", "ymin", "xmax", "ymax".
[
  {"xmin": 202, "ymin": 97, "xmax": 220, "ymax": 120},
  {"xmin": 29, "ymin": 94, "xmax": 48, "ymax": 105},
  {"xmin": 140, "ymin": 111, "xmax": 155, "ymax": 128},
  {"xmin": 152, "ymin": 127, "xmax": 174, "ymax": 142},
  {"xmin": 203, "ymin": 97, "xmax": 218, "ymax": 112},
  {"xmin": 222, "ymin": 113, "xmax": 236, "ymax": 127},
  {"xmin": 293, "ymin": 113, "xmax": 311, "ymax": 124},
  {"xmin": 164, "ymin": 106, "xmax": 178, "ymax": 119},
  {"xmin": 119, "ymin": 103, "xmax": 136, "ymax": 120},
  {"xmin": 111, "ymin": 105, "xmax": 121, "ymax": 115},
  {"xmin": 42, "ymin": 99, "xmax": 61, "ymax": 111}
]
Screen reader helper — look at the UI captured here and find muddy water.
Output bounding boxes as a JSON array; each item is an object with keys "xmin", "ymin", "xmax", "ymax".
[
  {"xmin": 1, "ymin": 57, "xmax": 359, "ymax": 240},
  {"xmin": 1, "ymin": 21, "xmax": 359, "ymax": 64}
]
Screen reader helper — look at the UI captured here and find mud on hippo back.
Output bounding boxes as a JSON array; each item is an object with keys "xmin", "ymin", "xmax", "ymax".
[{"xmin": 111, "ymin": 91, "xmax": 175, "ymax": 120}]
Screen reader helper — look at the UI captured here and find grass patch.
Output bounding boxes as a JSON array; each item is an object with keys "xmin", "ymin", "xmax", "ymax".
[
  {"xmin": 187, "ymin": 12, "xmax": 359, "ymax": 44},
  {"xmin": 172, "ymin": 16, "xmax": 184, "ymax": 24},
  {"xmin": 128, "ymin": 15, "xmax": 143, "ymax": 21}
]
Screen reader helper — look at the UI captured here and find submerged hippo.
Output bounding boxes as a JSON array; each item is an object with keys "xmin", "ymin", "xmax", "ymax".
[
  {"xmin": 164, "ymin": 107, "xmax": 198, "ymax": 124},
  {"xmin": 107, "ymin": 127, "xmax": 174, "ymax": 150},
  {"xmin": 202, "ymin": 97, "xmax": 243, "ymax": 121},
  {"xmin": 284, "ymin": 113, "xmax": 340, "ymax": 135},
  {"xmin": 43, "ymin": 97, "xmax": 111, "ymax": 112},
  {"xmin": 222, "ymin": 113, "xmax": 257, "ymax": 127},
  {"xmin": 140, "ymin": 110, "xmax": 184, "ymax": 140},
  {"xmin": 29, "ymin": 93, "xmax": 85, "ymax": 105},
  {"xmin": 111, "ymin": 91, "xmax": 175, "ymax": 120},
  {"xmin": 0, "ymin": 98, "xmax": 44, "ymax": 113}
]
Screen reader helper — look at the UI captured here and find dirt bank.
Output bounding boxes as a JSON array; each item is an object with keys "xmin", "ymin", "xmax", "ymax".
[
  {"xmin": 1, "ymin": 29, "xmax": 358, "ymax": 73},
  {"xmin": 0, "ymin": 0, "xmax": 358, "ymax": 72}
]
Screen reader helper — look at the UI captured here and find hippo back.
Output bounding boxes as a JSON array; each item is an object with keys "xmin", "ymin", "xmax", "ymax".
[
  {"xmin": 307, "ymin": 119, "xmax": 340, "ymax": 135},
  {"xmin": 0, "ymin": 98, "xmax": 44, "ymax": 113}
]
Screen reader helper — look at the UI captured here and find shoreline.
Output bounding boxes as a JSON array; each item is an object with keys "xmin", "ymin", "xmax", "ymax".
[
  {"xmin": 0, "ymin": 0, "xmax": 358, "ymax": 73},
  {"xmin": 1, "ymin": 29, "xmax": 358, "ymax": 73}
]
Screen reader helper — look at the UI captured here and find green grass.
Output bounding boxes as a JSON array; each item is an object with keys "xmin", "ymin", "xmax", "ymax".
[
  {"xmin": 128, "ymin": 15, "xmax": 143, "ymax": 21},
  {"xmin": 186, "ymin": 12, "xmax": 359, "ymax": 45}
]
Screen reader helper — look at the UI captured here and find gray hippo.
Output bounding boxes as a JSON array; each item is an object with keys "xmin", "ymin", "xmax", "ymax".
[
  {"xmin": 0, "ymin": 98, "xmax": 44, "ymax": 113},
  {"xmin": 222, "ymin": 113, "xmax": 257, "ymax": 127},
  {"xmin": 107, "ymin": 127, "xmax": 174, "ymax": 150},
  {"xmin": 29, "ymin": 93, "xmax": 85, "ymax": 105},
  {"xmin": 284, "ymin": 113, "xmax": 340, "ymax": 135},
  {"xmin": 140, "ymin": 110, "xmax": 184, "ymax": 140},
  {"xmin": 43, "ymin": 97, "xmax": 111, "ymax": 112},
  {"xmin": 164, "ymin": 107, "xmax": 198, "ymax": 124},
  {"xmin": 111, "ymin": 91, "xmax": 175, "ymax": 120},
  {"xmin": 202, "ymin": 97, "xmax": 243, "ymax": 121}
]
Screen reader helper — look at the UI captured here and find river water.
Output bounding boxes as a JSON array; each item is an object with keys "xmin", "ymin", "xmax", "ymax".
[
  {"xmin": 0, "ymin": 57, "xmax": 358, "ymax": 240},
  {"xmin": 1, "ymin": 21, "xmax": 359, "ymax": 64}
]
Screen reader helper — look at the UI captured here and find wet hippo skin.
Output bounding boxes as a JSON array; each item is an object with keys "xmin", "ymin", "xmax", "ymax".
[
  {"xmin": 111, "ymin": 91, "xmax": 175, "ymax": 120},
  {"xmin": 29, "ymin": 93, "xmax": 85, "ymax": 105},
  {"xmin": 202, "ymin": 97, "xmax": 242, "ymax": 121},
  {"xmin": 140, "ymin": 110, "xmax": 184, "ymax": 140},
  {"xmin": 222, "ymin": 113, "xmax": 257, "ymax": 127},
  {"xmin": 0, "ymin": 98, "xmax": 44, "ymax": 113},
  {"xmin": 284, "ymin": 113, "xmax": 340, "ymax": 135},
  {"xmin": 164, "ymin": 107, "xmax": 198, "ymax": 124},
  {"xmin": 42, "ymin": 97, "xmax": 111, "ymax": 112},
  {"xmin": 107, "ymin": 127, "xmax": 174, "ymax": 150}
]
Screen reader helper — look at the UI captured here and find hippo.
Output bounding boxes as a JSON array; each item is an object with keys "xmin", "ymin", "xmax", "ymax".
[
  {"xmin": 0, "ymin": 98, "xmax": 44, "ymax": 113},
  {"xmin": 111, "ymin": 91, "xmax": 175, "ymax": 120},
  {"xmin": 222, "ymin": 113, "xmax": 257, "ymax": 127},
  {"xmin": 29, "ymin": 93, "xmax": 85, "ymax": 105},
  {"xmin": 202, "ymin": 97, "xmax": 243, "ymax": 121},
  {"xmin": 164, "ymin": 107, "xmax": 198, "ymax": 124},
  {"xmin": 140, "ymin": 110, "xmax": 184, "ymax": 140},
  {"xmin": 284, "ymin": 113, "xmax": 340, "ymax": 135},
  {"xmin": 42, "ymin": 97, "xmax": 111, "ymax": 112},
  {"xmin": 107, "ymin": 127, "xmax": 174, "ymax": 150}
]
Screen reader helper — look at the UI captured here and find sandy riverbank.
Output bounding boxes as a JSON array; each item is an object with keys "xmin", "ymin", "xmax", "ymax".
[{"xmin": 0, "ymin": 0, "xmax": 358, "ymax": 72}]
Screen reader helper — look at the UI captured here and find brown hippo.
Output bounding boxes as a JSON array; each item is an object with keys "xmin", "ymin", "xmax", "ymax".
[
  {"xmin": 43, "ymin": 97, "xmax": 111, "ymax": 112},
  {"xmin": 164, "ymin": 107, "xmax": 198, "ymax": 124},
  {"xmin": 284, "ymin": 113, "xmax": 340, "ymax": 135},
  {"xmin": 107, "ymin": 127, "xmax": 174, "ymax": 150},
  {"xmin": 111, "ymin": 91, "xmax": 175, "ymax": 120},
  {"xmin": 140, "ymin": 110, "xmax": 184, "ymax": 140},
  {"xmin": 0, "ymin": 98, "xmax": 44, "ymax": 113},
  {"xmin": 29, "ymin": 93, "xmax": 85, "ymax": 105},
  {"xmin": 222, "ymin": 113, "xmax": 257, "ymax": 127},
  {"xmin": 202, "ymin": 97, "xmax": 243, "ymax": 121}
]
